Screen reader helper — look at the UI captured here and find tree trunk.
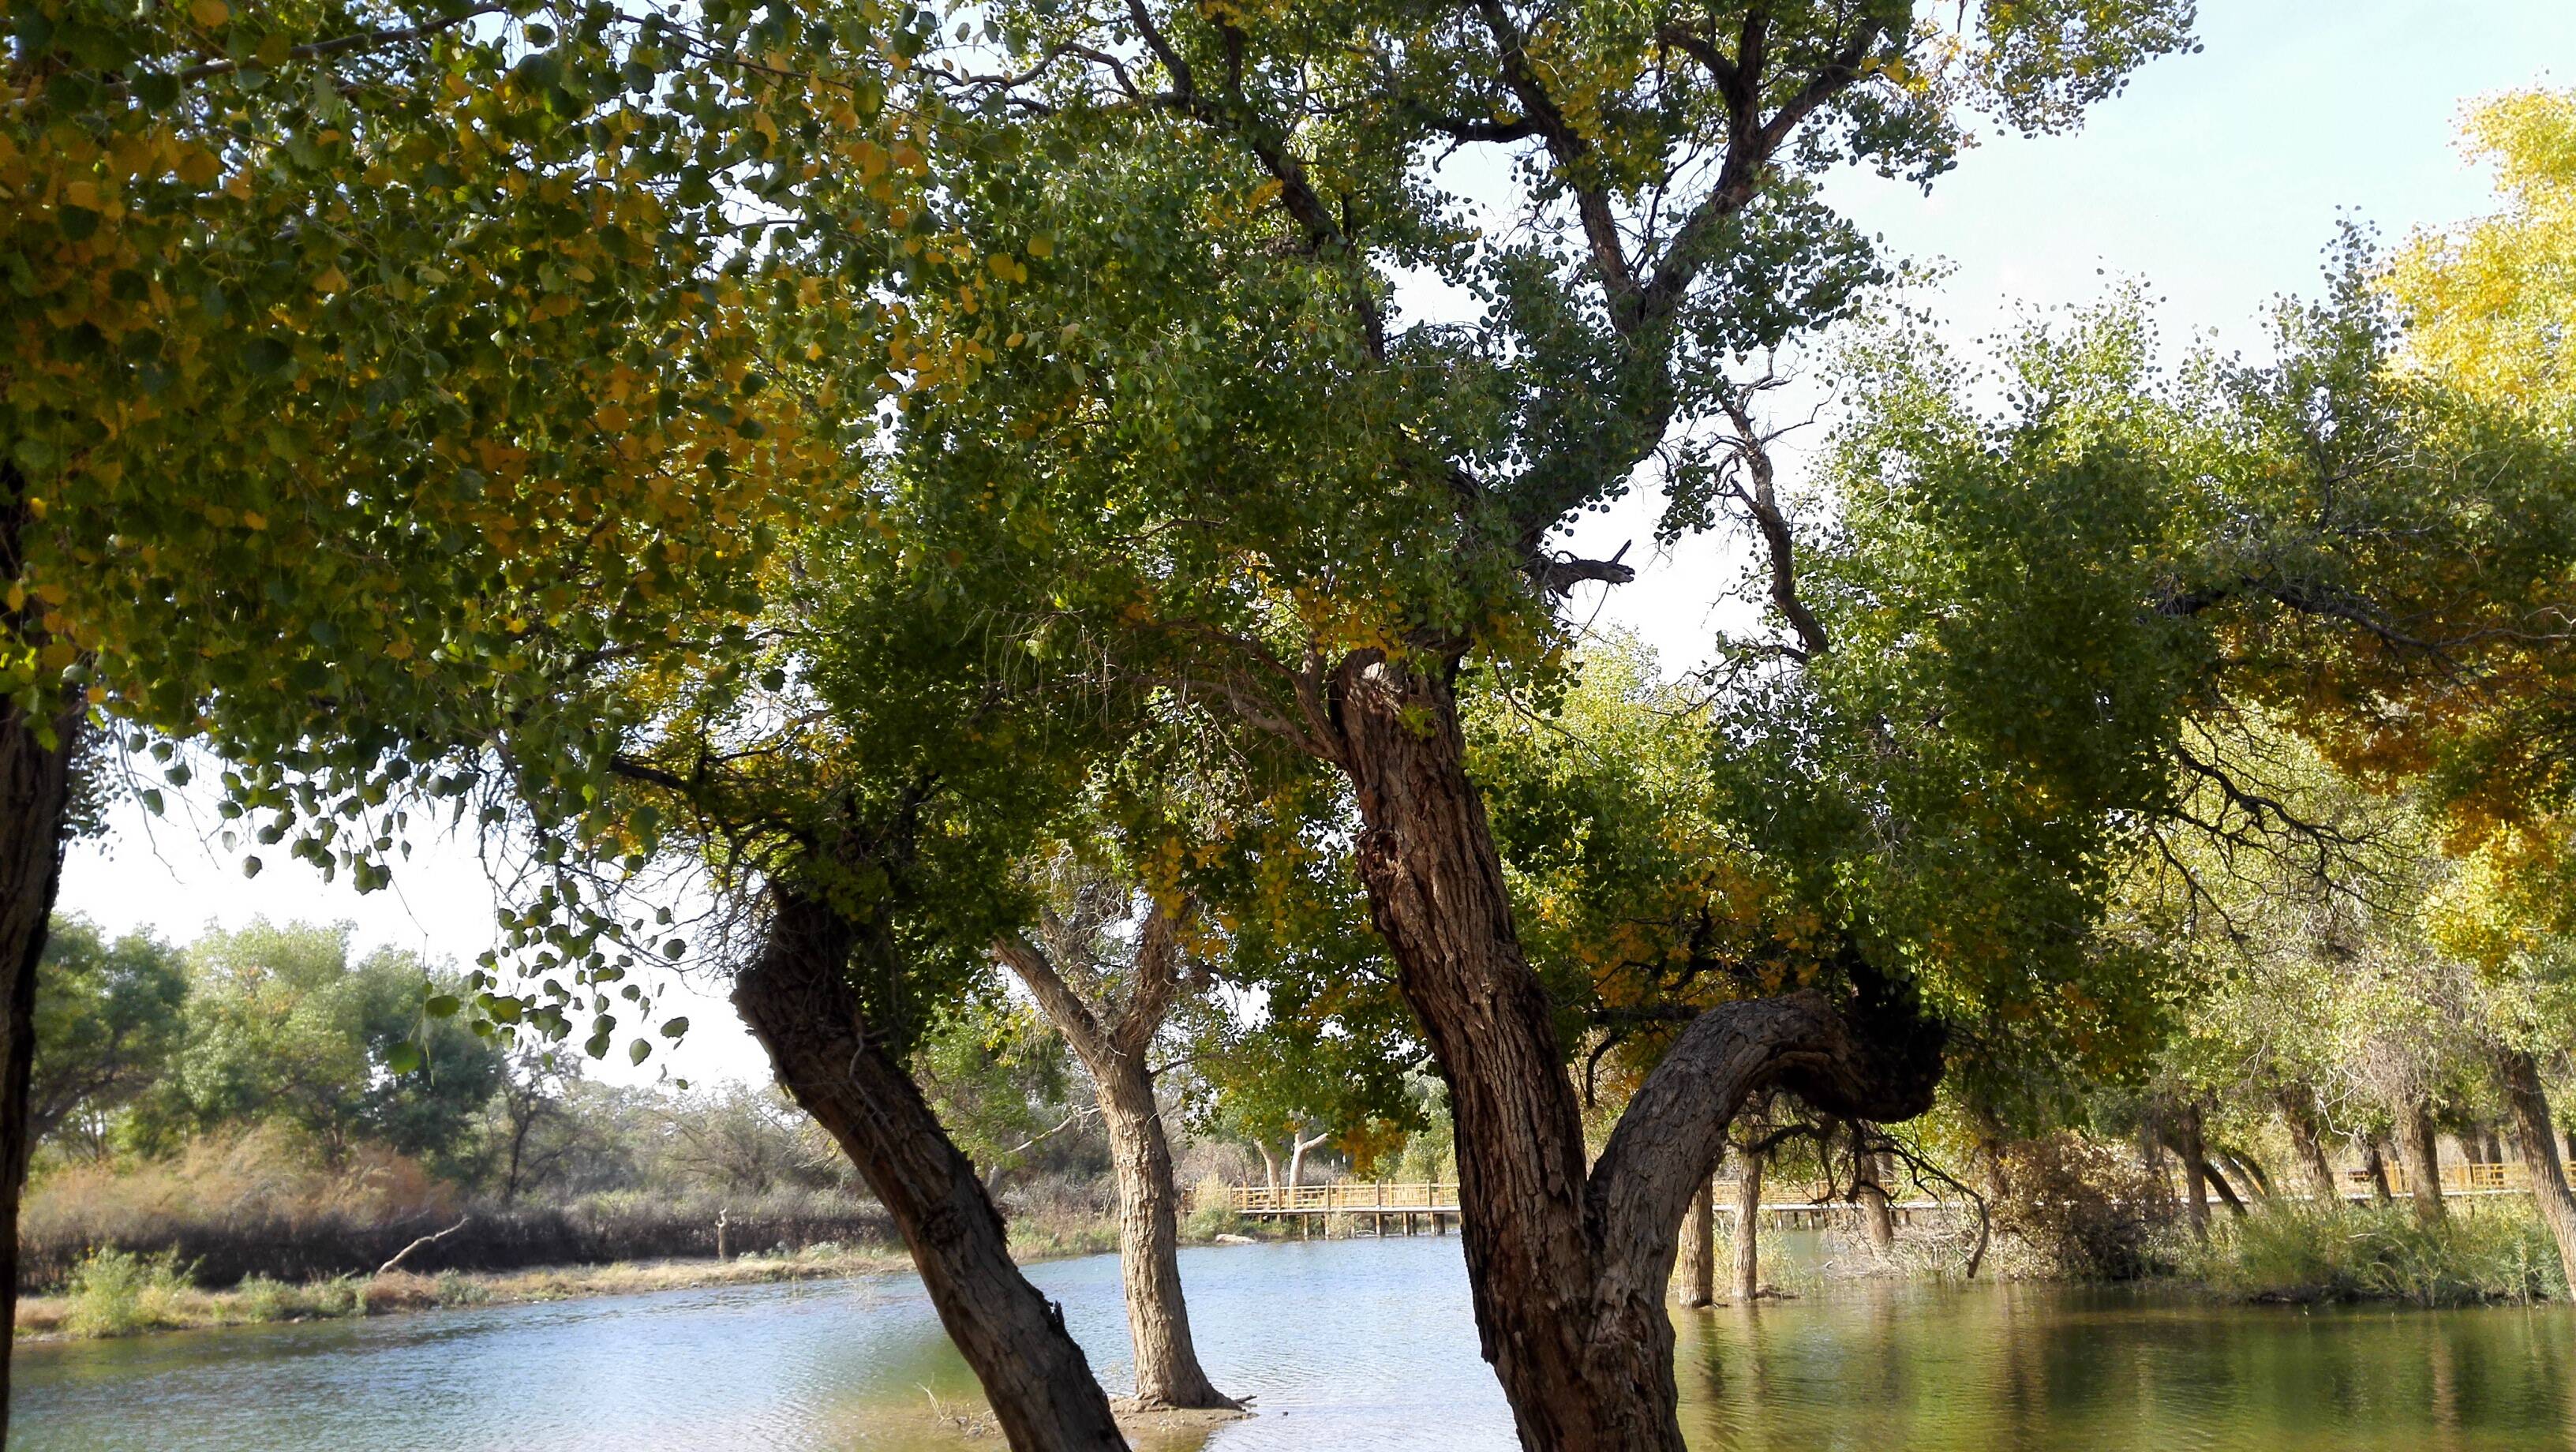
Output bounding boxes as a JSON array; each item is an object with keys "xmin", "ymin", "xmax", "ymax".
[
  {"xmin": 1675, "ymin": 1178, "xmax": 1713, "ymax": 1307},
  {"xmin": 2492, "ymin": 1047, "xmax": 2576, "ymax": 1293},
  {"xmin": 1255, "ymin": 1140, "xmax": 1280, "ymax": 1192},
  {"xmin": 1730, "ymin": 1151, "xmax": 1765, "ymax": 1301},
  {"xmin": 2176, "ymin": 1104, "xmax": 2211, "ymax": 1239},
  {"xmin": 2395, "ymin": 1098, "xmax": 2446, "ymax": 1226},
  {"xmin": 734, "ymin": 889, "xmax": 1126, "ymax": 1452},
  {"xmin": 1852, "ymin": 1128, "xmax": 1896, "ymax": 1254},
  {"xmin": 2361, "ymin": 1136, "xmax": 2395, "ymax": 1204},
  {"xmin": 2201, "ymin": 1156, "xmax": 2247, "ymax": 1218},
  {"xmin": 0, "ymin": 693, "xmax": 79, "ymax": 1441},
  {"xmin": 1324, "ymin": 654, "xmax": 1943, "ymax": 1452},
  {"xmin": 1287, "ymin": 1130, "xmax": 1327, "ymax": 1191},
  {"xmin": 999, "ymin": 925, "xmax": 1236, "ymax": 1411},
  {"xmin": 2278, "ymin": 1089, "xmax": 2342, "ymax": 1205},
  {"xmin": 1098, "ymin": 1072, "xmax": 1234, "ymax": 1409}
]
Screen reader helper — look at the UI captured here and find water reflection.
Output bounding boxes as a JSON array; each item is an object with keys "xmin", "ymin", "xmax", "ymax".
[{"xmin": 13, "ymin": 1233, "xmax": 2573, "ymax": 1450}]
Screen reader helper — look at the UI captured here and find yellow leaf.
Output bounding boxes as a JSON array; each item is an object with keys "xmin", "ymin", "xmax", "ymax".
[
  {"xmin": 242, "ymin": 511, "xmax": 267, "ymax": 530},
  {"xmin": 176, "ymin": 147, "xmax": 221, "ymax": 188},
  {"xmin": 314, "ymin": 267, "xmax": 346, "ymax": 295},
  {"xmin": 189, "ymin": 0, "xmax": 228, "ymax": 26},
  {"xmin": 1025, "ymin": 235, "xmax": 1054, "ymax": 259}
]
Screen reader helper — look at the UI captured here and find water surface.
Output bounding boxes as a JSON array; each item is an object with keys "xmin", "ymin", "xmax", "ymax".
[{"xmin": 16, "ymin": 1234, "xmax": 2574, "ymax": 1449}]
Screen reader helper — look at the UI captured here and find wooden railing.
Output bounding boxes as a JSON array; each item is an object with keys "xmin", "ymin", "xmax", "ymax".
[
  {"xmin": 2355, "ymin": 1160, "xmax": 2527, "ymax": 1196},
  {"xmin": 1200, "ymin": 1181, "xmax": 1460, "ymax": 1214}
]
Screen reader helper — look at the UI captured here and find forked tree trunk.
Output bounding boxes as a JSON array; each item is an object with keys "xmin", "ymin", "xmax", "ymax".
[
  {"xmin": 2278, "ymin": 1090, "xmax": 2342, "ymax": 1206},
  {"xmin": 2492, "ymin": 1047, "xmax": 2576, "ymax": 1293},
  {"xmin": 1730, "ymin": 1151, "xmax": 1765, "ymax": 1301},
  {"xmin": 1675, "ymin": 1179, "xmax": 1713, "ymax": 1307},
  {"xmin": 1325, "ymin": 656, "xmax": 1942, "ymax": 1451},
  {"xmin": 2395, "ymin": 1098, "xmax": 2446, "ymax": 1226},
  {"xmin": 2201, "ymin": 1156, "xmax": 2247, "ymax": 1218},
  {"xmin": 0, "ymin": 689, "xmax": 79, "ymax": 1442},
  {"xmin": 1286, "ymin": 1129, "xmax": 1329, "ymax": 1191},
  {"xmin": 735, "ymin": 890, "xmax": 1126, "ymax": 1452},
  {"xmin": 998, "ymin": 921, "xmax": 1236, "ymax": 1412}
]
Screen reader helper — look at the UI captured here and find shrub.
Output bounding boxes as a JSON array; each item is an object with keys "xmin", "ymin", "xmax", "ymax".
[
  {"xmin": 2185, "ymin": 1203, "xmax": 2567, "ymax": 1305},
  {"xmin": 1990, "ymin": 1132, "xmax": 2177, "ymax": 1281},
  {"xmin": 60, "ymin": 1249, "xmax": 192, "ymax": 1338}
]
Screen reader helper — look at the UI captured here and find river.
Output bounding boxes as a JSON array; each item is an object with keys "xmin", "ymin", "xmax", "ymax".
[{"xmin": 14, "ymin": 1233, "xmax": 2575, "ymax": 1449}]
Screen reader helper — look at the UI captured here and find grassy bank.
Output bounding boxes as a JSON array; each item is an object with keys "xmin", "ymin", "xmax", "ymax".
[
  {"xmin": 16, "ymin": 1206, "xmax": 1245, "ymax": 1343},
  {"xmin": 2179, "ymin": 1202, "xmax": 2568, "ymax": 1305}
]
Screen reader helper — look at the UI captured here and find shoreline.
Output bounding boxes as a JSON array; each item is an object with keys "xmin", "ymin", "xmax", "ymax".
[{"xmin": 13, "ymin": 1213, "xmax": 1288, "ymax": 1345}]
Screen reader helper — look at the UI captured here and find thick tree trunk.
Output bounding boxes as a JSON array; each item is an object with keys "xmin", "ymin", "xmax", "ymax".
[
  {"xmin": 1730, "ymin": 1152, "xmax": 1765, "ymax": 1301},
  {"xmin": 735, "ymin": 890, "xmax": 1126, "ymax": 1452},
  {"xmin": 2175, "ymin": 1104, "xmax": 2211, "ymax": 1238},
  {"xmin": 2492, "ymin": 1047, "xmax": 2576, "ymax": 1293},
  {"xmin": 2201, "ymin": 1156, "xmax": 2247, "ymax": 1218},
  {"xmin": 1255, "ymin": 1140, "xmax": 1280, "ymax": 1192},
  {"xmin": 999, "ymin": 926, "xmax": 1235, "ymax": 1411},
  {"xmin": 2278, "ymin": 1090, "xmax": 2342, "ymax": 1205},
  {"xmin": 1098, "ymin": 1072, "xmax": 1234, "ymax": 1409},
  {"xmin": 2395, "ymin": 1098, "xmax": 2447, "ymax": 1226},
  {"xmin": 1675, "ymin": 1179, "xmax": 1713, "ymax": 1307},
  {"xmin": 0, "ymin": 698, "xmax": 78, "ymax": 1441},
  {"xmin": 1324, "ymin": 655, "xmax": 1941, "ymax": 1452},
  {"xmin": 1852, "ymin": 1128, "xmax": 1896, "ymax": 1254}
]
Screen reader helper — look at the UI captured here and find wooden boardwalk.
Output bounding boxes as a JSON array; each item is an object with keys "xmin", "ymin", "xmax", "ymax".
[{"xmin": 1196, "ymin": 1160, "xmax": 2545, "ymax": 1239}]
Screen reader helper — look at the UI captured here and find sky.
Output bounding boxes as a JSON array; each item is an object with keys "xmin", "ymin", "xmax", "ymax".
[{"xmin": 54, "ymin": 1, "xmax": 2576, "ymax": 1087}]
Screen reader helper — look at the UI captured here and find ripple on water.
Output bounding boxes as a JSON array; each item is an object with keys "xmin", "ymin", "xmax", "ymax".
[{"xmin": 13, "ymin": 1235, "xmax": 2576, "ymax": 1450}]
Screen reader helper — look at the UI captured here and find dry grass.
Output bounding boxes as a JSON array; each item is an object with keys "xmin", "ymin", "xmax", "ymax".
[{"xmin": 15, "ymin": 1243, "xmax": 916, "ymax": 1342}]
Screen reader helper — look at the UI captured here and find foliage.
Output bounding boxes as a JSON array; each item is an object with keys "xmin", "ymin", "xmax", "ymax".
[
  {"xmin": 2387, "ymin": 88, "xmax": 2576, "ymax": 410},
  {"xmin": 129, "ymin": 919, "xmax": 502, "ymax": 1162},
  {"xmin": 29, "ymin": 915, "xmax": 185, "ymax": 1153},
  {"xmin": 55, "ymin": 1247, "xmax": 191, "ymax": 1338}
]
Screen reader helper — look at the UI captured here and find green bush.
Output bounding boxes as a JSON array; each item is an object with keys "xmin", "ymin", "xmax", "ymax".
[
  {"xmin": 62, "ymin": 1248, "xmax": 192, "ymax": 1338},
  {"xmin": 2185, "ymin": 1202, "xmax": 2567, "ymax": 1306}
]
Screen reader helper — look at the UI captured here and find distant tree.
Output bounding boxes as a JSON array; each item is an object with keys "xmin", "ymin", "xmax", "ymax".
[
  {"xmin": 28, "ymin": 916, "xmax": 185, "ymax": 1157},
  {"xmin": 140, "ymin": 920, "xmax": 502, "ymax": 1164}
]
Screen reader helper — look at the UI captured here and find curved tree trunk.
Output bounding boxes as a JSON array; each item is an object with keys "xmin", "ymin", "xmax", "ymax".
[
  {"xmin": 1286, "ymin": 1129, "xmax": 1329, "ymax": 1191},
  {"xmin": 735, "ymin": 890, "xmax": 1127, "ymax": 1452},
  {"xmin": 998, "ymin": 922, "xmax": 1236, "ymax": 1411},
  {"xmin": 2201, "ymin": 1156, "xmax": 2247, "ymax": 1218},
  {"xmin": 1730, "ymin": 1151, "xmax": 1765, "ymax": 1301},
  {"xmin": 2492, "ymin": 1047, "xmax": 2576, "ymax": 1293},
  {"xmin": 1324, "ymin": 655, "xmax": 1942, "ymax": 1452},
  {"xmin": 2278, "ymin": 1089, "xmax": 2342, "ymax": 1206},
  {"xmin": 1675, "ymin": 1178, "xmax": 1713, "ymax": 1308},
  {"xmin": 2395, "ymin": 1098, "xmax": 2447, "ymax": 1226},
  {"xmin": 0, "ymin": 702, "xmax": 77, "ymax": 1443}
]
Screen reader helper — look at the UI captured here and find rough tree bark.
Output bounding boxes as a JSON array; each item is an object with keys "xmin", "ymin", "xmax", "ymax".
[
  {"xmin": 1851, "ymin": 1125, "xmax": 1896, "ymax": 1255},
  {"xmin": 2395, "ymin": 1098, "xmax": 2447, "ymax": 1226},
  {"xmin": 2278, "ymin": 1089, "xmax": 2342, "ymax": 1205},
  {"xmin": 998, "ymin": 904, "xmax": 1237, "ymax": 1412},
  {"xmin": 2492, "ymin": 1047, "xmax": 2576, "ymax": 1293},
  {"xmin": 1675, "ymin": 1179, "xmax": 1714, "ymax": 1307},
  {"xmin": 734, "ymin": 887, "xmax": 1128, "ymax": 1452},
  {"xmin": 0, "ymin": 504, "xmax": 82, "ymax": 1440},
  {"xmin": 1729, "ymin": 1148, "xmax": 1765, "ymax": 1302},
  {"xmin": 1323, "ymin": 655, "xmax": 1942, "ymax": 1452}
]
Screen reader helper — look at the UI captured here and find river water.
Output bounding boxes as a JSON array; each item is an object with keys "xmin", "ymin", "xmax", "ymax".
[{"xmin": 14, "ymin": 1233, "xmax": 2575, "ymax": 1450}]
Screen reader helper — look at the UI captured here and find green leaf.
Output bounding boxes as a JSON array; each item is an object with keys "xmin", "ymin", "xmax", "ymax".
[
  {"xmin": 659, "ymin": 1016, "xmax": 690, "ymax": 1038},
  {"xmin": 627, "ymin": 1037, "xmax": 651, "ymax": 1065},
  {"xmin": 424, "ymin": 994, "xmax": 461, "ymax": 1018},
  {"xmin": 387, "ymin": 1040, "xmax": 424, "ymax": 1075}
]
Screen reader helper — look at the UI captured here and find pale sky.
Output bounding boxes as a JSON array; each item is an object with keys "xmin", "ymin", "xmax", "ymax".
[{"xmin": 57, "ymin": 2, "xmax": 2576, "ymax": 1087}]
